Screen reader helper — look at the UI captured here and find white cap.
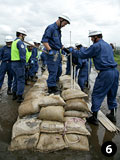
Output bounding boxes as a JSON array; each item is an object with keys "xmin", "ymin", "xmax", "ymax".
[
  {"xmin": 33, "ymin": 39, "xmax": 40, "ymax": 44},
  {"xmin": 5, "ymin": 36, "xmax": 13, "ymax": 42},
  {"xmin": 89, "ymin": 30, "xmax": 102, "ymax": 37},
  {"xmin": 27, "ymin": 41, "xmax": 34, "ymax": 46},
  {"xmin": 59, "ymin": 13, "xmax": 71, "ymax": 24},
  {"xmin": 16, "ymin": 27, "xmax": 27, "ymax": 36}
]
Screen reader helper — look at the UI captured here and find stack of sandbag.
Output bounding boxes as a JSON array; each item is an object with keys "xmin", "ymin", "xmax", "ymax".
[
  {"xmin": 59, "ymin": 75, "xmax": 80, "ymax": 90},
  {"xmin": 18, "ymin": 94, "xmax": 65, "ymax": 118},
  {"xmin": 61, "ymin": 88, "xmax": 90, "ymax": 151},
  {"xmin": 9, "ymin": 94, "xmax": 67, "ymax": 152},
  {"xmin": 9, "ymin": 115, "xmax": 42, "ymax": 151},
  {"xmin": 37, "ymin": 94, "xmax": 66, "ymax": 152}
]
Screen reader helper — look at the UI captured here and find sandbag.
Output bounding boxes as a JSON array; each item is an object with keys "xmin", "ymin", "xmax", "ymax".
[
  {"xmin": 37, "ymin": 133, "xmax": 66, "ymax": 152},
  {"xmin": 64, "ymin": 134, "xmax": 89, "ymax": 151},
  {"xmin": 38, "ymin": 94, "xmax": 66, "ymax": 107},
  {"xmin": 64, "ymin": 117, "xmax": 90, "ymax": 135},
  {"xmin": 65, "ymin": 99, "xmax": 89, "ymax": 112},
  {"xmin": 37, "ymin": 77, "xmax": 47, "ymax": 83},
  {"xmin": 38, "ymin": 106, "xmax": 65, "ymax": 122},
  {"xmin": 59, "ymin": 75, "xmax": 71, "ymax": 82},
  {"xmin": 62, "ymin": 82, "xmax": 80, "ymax": 90},
  {"xmin": 40, "ymin": 121, "xmax": 64, "ymax": 133},
  {"xmin": 18, "ymin": 99, "xmax": 41, "ymax": 117},
  {"xmin": 12, "ymin": 117, "xmax": 42, "ymax": 139},
  {"xmin": 42, "ymin": 70, "xmax": 49, "ymax": 76},
  {"xmin": 61, "ymin": 89, "xmax": 88, "ymax": 100},
  {"xmin": 24, "ymin": 90, "xmax": 45, "ymax": 101},
  {"xmin": 9, "ymin": 133, "xmax": 39, "ymax": 151},
  {"xmin": 65, "ymin": 110, "xmax": 88, "ymax": 118},
  {"xmin": 34, "ymin": 79, "xmax": 47, "ymax": 90}
]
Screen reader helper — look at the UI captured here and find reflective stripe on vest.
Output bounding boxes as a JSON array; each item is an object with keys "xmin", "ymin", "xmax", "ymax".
[
  {"xmin": 11, "ymin": 39, "xmax": 20, "ymax": 61},
  {"xmin": 26, "ymin": 48, "xmax": 32, "ymax": 63}
]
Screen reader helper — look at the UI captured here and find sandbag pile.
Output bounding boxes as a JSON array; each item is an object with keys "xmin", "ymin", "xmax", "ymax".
[
  {"xmin": 37, "ymin": 105, "xmax": 66, "ymax": 152},
  {"xmin": 59, "ymin": 75, "xmax": 80, "ymax": 90},
  {"xmin": 61, "ymin": 88, "xmax": 90, "ymax": 151},
  {"xmin": 9, "ymin": 63, "xmax": 91, "ymax": 153}
]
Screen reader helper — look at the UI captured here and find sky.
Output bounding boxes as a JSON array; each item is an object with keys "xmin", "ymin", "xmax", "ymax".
[{"xmin": 0, "ymin": 0, "xmax": 120, "ymax": 47}]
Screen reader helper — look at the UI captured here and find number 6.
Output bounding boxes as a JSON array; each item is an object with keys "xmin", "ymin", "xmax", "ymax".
[{"xmin": 106, "ymin": 145, "xmax": 112, "ymax": 154}]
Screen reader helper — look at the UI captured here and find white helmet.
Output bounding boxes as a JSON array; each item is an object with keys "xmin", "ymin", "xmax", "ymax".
[
  {"xmin": 75, "ymin": 42, "xmax": 82, "ymax": 47},
  {"xmin": 27, "ymin": 41, "xmax": 34, "ymax": 46},
  {"xmin": 89, "ymin": 30, "xmax": 102, "ymax": 37},
  {"xmin": 5, "ymin": 36, "xmax": 13, "ymax": 42},
  {"xmin": 59, "ymin": 13, "xmax": 71, "ymax": 24},
  {"xmin": 33, "ymin": 39, "xmax": 40, "ymax": 44},
  {"xmin": 16, "ymin": 27, "xmax": 27, "ymax": 36}
]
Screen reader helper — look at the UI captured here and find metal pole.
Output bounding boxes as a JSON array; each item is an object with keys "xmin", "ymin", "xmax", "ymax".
[
  {"xmin": 70, "ymin": 31, "xmax": 71, "ymax": 46},
  {"xmin": 23, "ymin": 40, "xmax": 48, "ymax": 54},
  {"xmin": 69, "ymin": 30, "xmax": 73, "ymax": 89},
  {"xmin": 87, "ymin": 30, "xmax": 91, "ymax": 89}
]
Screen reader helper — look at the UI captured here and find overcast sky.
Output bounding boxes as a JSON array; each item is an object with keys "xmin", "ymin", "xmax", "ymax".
[{"xmin": 0, "ymin": 0, "xmax": 120, "ymax": 47}]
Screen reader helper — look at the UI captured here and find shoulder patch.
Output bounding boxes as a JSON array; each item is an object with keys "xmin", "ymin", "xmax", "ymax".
[{"xmin": 21, "ymin": 44, "xmax": 24, "ymax": 48}]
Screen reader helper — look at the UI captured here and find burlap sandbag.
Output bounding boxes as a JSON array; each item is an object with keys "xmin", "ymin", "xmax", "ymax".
[
  {"xmin": 64, "ymin": 117, "xmax": 90, "ymax": 135},
  {"xmin": 24, "ymin": 90, "xmax": 45, "ymax": 101},
  {"xmin": 62, "ymin": 82, "xmax": 80, "ymax": 90},
  {"xmin": 18, "ymin": 99, "xmax": 41, "ymax": 117},
  {"xmin": 12, "ymin": 117, "xmax": 42, "ymax": 139},
  {"xmin": 38, "ymin": 94, "xmax": 66, "ymax": 107},
  {"xmin": 59, "ymin": 75, "xmax": 71, "ymax": 82},
  {"xmin": 65, "ymin": 111, "xmax": 88, "ymax": 118},
  {"xmin": 40, "ymin": 121, "xmax": 64, "ymax": 133},
  {"xmin": 37, "ymin": 133, "xmax": 66, "ymax": 152},
  {"xmin": 38, "ymin": 106, "xmax": 65, "ymax": 122},
  {"xmin": 65, "ymin": 99, "xmax": 89, "ymax": 112},
  {"xmin": 61, "ymin": 89, "xmax": 88, "ymax": 100},
  {"xmin": 9, "ymin": 133, "xmax": 39, "ymax": 151},
  {"xmin": 33, "ymin": 79, "xmax": 47, "ymax": 91},
  {"xmin": 42, "ymin": 70, "xmax": 49, "ymax": 76},
  {"xmin": 64, "ymin": 134, "xmax": 89, "ymax": 151},
  {"xmin": 37, "ymin": 77, "xmax": 47, "ymax": 83}
]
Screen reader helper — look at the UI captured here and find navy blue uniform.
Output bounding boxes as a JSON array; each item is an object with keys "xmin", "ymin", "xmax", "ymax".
[
  {"xmin": 41, "ymin": 22, "xmax": 62, "ymax": 87},
  {"xmin": 74, "ymin": 39, "xmax": 119, "ymax": 112},
  {"xmin": 0, "ymin": 45, "xmax": 13, "ymax": 89},
  {"xmin": 11, "ymin": 38, "xmax": 26, "ymax": 95}
]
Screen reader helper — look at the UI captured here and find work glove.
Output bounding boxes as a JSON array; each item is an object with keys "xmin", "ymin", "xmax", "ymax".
[
  {"xmin": 48, "ymin": 50, "xmax": 54, "ymax": 56},
  {"xmin": 69, "ymin": 47, "xmax": 73, "ymax": 53}
]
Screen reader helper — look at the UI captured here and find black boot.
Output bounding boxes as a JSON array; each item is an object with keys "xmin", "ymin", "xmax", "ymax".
[
  {"xmin": 17, "ymin": 95, "xmax": 24, "ymax": 103},
  {"xmin": 12, "ymin": 92, "xmax": 17, "ymax": 100},
  {"xmin": 106, "ymin": 109, "xmax": 117, "ymax": 122},
  {"xmin": 7, "ymin": 88, "xmax": 12, "ymax": 95},
  {"xmin": 35, "ymin": 73, "xmax": 38, "ymax": 79},
  {"xmin": 31, "ymin": 76, "xmax": 37, "ymax": 82},
  {"xmin": 48, "ymin": 86, "xmax": 59, "ymax": 94},
  {"xmin": 87, "ymin": 112, "xmax": 99, "ymax": 125},
  {"xmin": 25, "ymin": 80, "xmax": 30, "ymax": 85}
]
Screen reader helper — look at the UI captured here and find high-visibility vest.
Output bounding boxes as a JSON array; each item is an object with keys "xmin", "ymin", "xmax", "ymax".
[
  {"xmin": 26, "ymin": 48, "xmax": 32, "ymax": 63},
  {"xmin": 11, "ymin": 39, "xmax": 20, "ymax": 61}
]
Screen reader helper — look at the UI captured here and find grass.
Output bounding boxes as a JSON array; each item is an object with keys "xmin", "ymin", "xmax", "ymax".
[{"xmin": 114, "ymin": 53, "xmax": 120, "ymax": 71}]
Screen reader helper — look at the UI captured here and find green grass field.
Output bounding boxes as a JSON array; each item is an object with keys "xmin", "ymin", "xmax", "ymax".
[
  {"xmin": 114, "ymin": 54, "xmax": 120, "ymax": 65},
  {"xmin": 114, "ymin": 53, "xmax": 120, "ymax": 71}
]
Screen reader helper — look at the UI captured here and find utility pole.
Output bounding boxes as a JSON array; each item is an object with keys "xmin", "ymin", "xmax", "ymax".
[{"xmin": 70, "ymin": 30, "xmax": 71, "ymax": 46}]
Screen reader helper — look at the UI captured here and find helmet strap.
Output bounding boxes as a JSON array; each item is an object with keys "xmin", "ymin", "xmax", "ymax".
[{"xmin": 59, "ymin": 18, "xmax": 64, "ymax": 29}]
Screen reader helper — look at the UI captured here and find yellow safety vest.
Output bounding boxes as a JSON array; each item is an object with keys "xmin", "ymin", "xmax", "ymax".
[
  {"xmin": 26, "ymin": 48, "xmax": 32, "ymax": 63},
  {"xmin": 11, "ymin": 39, "xmax": 20, "ymax": 61}
]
